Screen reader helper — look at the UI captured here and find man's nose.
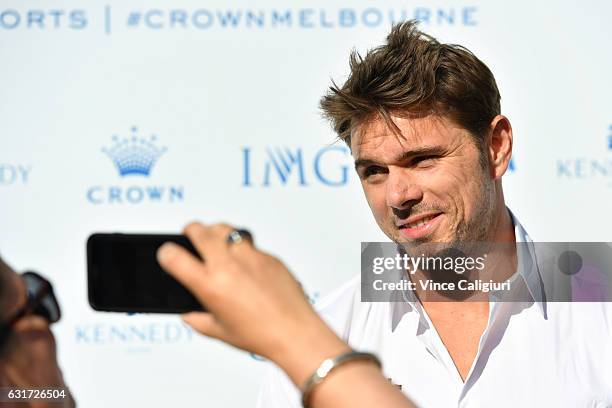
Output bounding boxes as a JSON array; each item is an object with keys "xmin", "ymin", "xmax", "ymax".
[{"xmin": 385, "ymin": 168, "xmax": 423, "ymax": 210}]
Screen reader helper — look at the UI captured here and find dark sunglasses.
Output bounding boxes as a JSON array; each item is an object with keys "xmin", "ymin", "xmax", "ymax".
[{"xmin": 0, "ymin": 271, "xmax": 61, "ymax": 349}]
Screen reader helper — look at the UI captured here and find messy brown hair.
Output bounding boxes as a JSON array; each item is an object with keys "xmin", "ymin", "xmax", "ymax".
[{"xmin": 320, "ymin": 20, "xmax": 501, "ymax": 154}]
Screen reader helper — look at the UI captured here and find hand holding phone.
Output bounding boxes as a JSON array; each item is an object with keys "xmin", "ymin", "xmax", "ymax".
[
  {"xmin": 87, "ymin": 233, "xmax": 205, "ymax": 313},
  {"xmin": 156, "ymin": 222, "xmax": 348, "ymax": 387}
]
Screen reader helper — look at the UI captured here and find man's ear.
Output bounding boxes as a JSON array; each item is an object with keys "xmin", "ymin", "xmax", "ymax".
[{"xmin": 487, "ymin": 115, "xmax": 513, "ymax": 180}]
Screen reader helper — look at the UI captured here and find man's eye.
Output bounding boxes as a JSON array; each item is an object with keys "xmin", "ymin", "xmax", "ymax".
[
  {"xmin": 413, "ymin": 156, "xmax": 439, "ymax": 167},
  {"xmin": 363, "ymin": 166, "xmax": 387, "ymax": 178}
]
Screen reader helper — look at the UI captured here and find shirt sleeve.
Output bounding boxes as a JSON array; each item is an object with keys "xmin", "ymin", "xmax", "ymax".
[{"xmin": 255, "ymin": 361, "xmax": 302, "ymax": 408}]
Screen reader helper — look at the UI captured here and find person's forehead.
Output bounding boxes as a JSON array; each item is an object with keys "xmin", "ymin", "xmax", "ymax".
[
  {"xmin": 350, "ymin": 114, "xmax": 462, "ymax": 159},
  {"xmin": 0, "ymin": 256, "xmax": 11, "ymax": 288},
  {"xmin": 0, "ymin": 256, "xmax": 16, "ymax": 318}
]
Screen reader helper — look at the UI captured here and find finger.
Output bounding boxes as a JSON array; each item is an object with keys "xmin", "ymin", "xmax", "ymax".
[
  {"xmin": 183, "ymin": 222, "xmax": 234, "ymax": 264},
  {"xmin": 181, "ymin": 312, "xmax": 225, "ymax": 340},
  {"xmin": 226, "ymin": 229, "xmax": 258, "ymax": 258},
  {"xmin": 11, "ymin": 315, "xmax": 50, "ymax": 332},
  {"xmin": 4, "ymin": 316, "xmax": 57, "ymax": 358},
  {"xmin": 157, "ymin": 242, "xmax": 210, "ymax": 301}
]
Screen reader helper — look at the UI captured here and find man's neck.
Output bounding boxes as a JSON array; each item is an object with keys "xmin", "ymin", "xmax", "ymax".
[{"xmin": 491, "ymin": 204, "xmax": 516, "ymax": 244}]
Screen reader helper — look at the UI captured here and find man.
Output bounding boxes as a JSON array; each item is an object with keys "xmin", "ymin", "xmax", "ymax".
[
  {"xmin": 256, "ymin": 21, "xmax": 612, "ymax": 407},
  {"xmin": 0, "ymin": 256, "xmax": 75, "ymax": 408}
]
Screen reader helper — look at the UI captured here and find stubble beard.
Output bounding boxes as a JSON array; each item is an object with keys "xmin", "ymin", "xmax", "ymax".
[{"xmin": 395, "ymin": 172, "xmax": 497, "ymax": 260}]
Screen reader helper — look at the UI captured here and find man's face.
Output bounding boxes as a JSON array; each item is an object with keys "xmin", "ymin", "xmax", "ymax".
[{"xmin": 352, "ymin": 114, "xmax": 496, "ymax": 248}]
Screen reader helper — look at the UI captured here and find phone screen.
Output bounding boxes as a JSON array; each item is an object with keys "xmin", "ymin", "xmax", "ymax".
[{"xmin": 87, "ymin": 233, "xmax": 205, "ymax": 313}]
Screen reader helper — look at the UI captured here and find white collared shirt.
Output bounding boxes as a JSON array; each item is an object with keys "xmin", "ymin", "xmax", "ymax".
[{"xmin": 256, "ymin": 213, "xmax": 612, "ymax": 408}]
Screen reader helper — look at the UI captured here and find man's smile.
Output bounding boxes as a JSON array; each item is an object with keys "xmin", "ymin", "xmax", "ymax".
[{"xmin": 397, "ymin": 212, "xmax": 443, "ymax": 240}]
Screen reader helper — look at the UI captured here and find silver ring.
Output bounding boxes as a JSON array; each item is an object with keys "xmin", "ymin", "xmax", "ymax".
[{"xmin": 226, "ymin": 229, "xmax": 253, "ymax": 245}]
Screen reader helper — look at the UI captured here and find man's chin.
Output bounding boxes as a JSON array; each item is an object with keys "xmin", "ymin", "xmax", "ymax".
[{"xmin": 393, "ymin": 231, "xmax": 464, "ymax": 257}]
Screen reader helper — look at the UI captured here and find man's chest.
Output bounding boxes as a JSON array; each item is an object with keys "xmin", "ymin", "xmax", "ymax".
[{"xmin": 421, "ymin": 302, "xmax": 490, "ymax": 382}]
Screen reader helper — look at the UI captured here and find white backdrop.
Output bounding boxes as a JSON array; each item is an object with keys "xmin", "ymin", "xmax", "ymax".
[{"xmin": 1, "ymin": 0, "xmax": 611, "ymax": 406}]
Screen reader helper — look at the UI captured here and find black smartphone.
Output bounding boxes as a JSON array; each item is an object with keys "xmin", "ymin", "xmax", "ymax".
[{"xmin": 87, "ymin": 233, "xmax": 205, "ymax": 313}]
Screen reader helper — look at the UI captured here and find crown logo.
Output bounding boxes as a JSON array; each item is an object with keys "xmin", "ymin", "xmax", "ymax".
[{"xmin": 102, "ymin": 127, "xmax": 167, "ymax": 177}]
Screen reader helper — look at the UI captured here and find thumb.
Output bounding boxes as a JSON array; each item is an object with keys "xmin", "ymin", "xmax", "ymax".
[{"xmin": 181, "ymin": 312, "xmax": 225, "ymax": 340}]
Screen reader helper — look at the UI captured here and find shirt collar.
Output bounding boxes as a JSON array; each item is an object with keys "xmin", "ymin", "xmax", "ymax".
[
  {"xmin": 389, "ymin": 207, "xmax": 547, "ymax": 330},
  {"xmin": 508, "ymin": 209, "xmax": 547, "ymax": 317}
]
